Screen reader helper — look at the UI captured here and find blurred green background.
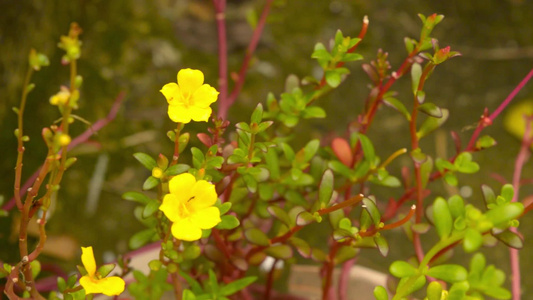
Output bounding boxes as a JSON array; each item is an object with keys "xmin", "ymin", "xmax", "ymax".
[{"xmin": 1, "ymin": 0, "xmax": 533, "ymax": 297}]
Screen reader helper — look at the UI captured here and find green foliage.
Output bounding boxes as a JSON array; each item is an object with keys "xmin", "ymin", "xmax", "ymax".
[
  {"xmin": 4, "ymin": 7, "xmax": 530, "ymax": 300},
  {"xmin": 128, "ymin": 269, "xmax": 173, "ymax": 300}
]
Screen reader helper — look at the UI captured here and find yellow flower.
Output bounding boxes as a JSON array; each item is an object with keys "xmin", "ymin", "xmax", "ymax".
[
  {"xmin": 159, "ymin": 173, "xmax": 221, "ymax": 241},
  {"xmin": 160, "ymin": 69, "xmax": 219, "ymax": 123},
  {"xmin": 79, "ymin": 246, "xmax": 125, "ymax": 296},
  {"xmin": 49, "ymin": 87, "xmax": 70, "ymax": 106}
]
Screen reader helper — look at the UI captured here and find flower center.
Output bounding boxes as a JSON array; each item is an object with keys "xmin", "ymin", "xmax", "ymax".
[
  {"xmin": 178, "ymin": 196, "xmax": 196, "ymax": 218},
  {"xmin": 179, "ymin": 91, "xmax": 193, "ymax": 107}
]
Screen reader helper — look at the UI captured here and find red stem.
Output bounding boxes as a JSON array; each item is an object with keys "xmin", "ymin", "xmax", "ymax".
[
  {"xmin": 509, "ymin": 115, "xmax": 533, "ymax": 300},
  {"xmin": 219, "ymin": 0, "xmax": 275, "ymax": 119},
  {"xmin": 338, "ymin": 258, "xmax": 356, "ymax": 300},
  {"xmin": 467, "ymin": 68, "xmax": 533, "ymax": 150},
  {"xmin": 264, "ymin": 258, "xmax": 278, "ymax": 300},
  {"xmin": 212, "ymin": 0, "xmax": 228, "ymax": 117}
]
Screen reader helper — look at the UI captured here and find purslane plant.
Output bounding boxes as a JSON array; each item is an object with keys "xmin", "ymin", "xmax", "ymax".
[{"xmin": 2, "ymin": 8, "xmax": 533, "ymax": 300}]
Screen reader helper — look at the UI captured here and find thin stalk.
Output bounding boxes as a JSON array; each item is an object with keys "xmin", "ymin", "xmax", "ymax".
[
  {"xmin": 212, "ymin": 0, "xmax": 228, "ymax": 116},
  {"xmin": 14, "ymin": 67, "xmax": 34, "ymax": 211},
  {"xmin": 222, "ymin": 0, "xmax": 275, "ymax": 119},
  {"xmin": 264, "ymin": 258, "xmax": 278, "ymax": 300},
  {"xmin": 509, "ymin": 115, "xmax": 533, "ymax": 300}
]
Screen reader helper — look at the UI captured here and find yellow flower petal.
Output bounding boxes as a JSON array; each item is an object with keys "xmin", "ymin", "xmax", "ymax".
[
  {"xmin": 178, "ymin": 68, "xmax": 204, "ymax": 95},
  {"xmin": 80, "ymin": 275, "xmax": 125, "ymax": 296},
  {"xmin": 172, "ymin": 218, "xmax": 203, "ymax": 241},
  {"xmin": 189, "ymin": 180, "xmax": 217, "ymax": 211},
  {"xmin": 160, "ymin": 82, "xmax": 180, "ymax": 104},
  {"xmin": 169, "ymin": 173, "xmax": 196, "ymax": 195},
  {"xmin": 188, "ymin": 106, "xmax": 212, "ymax": 122},
  {"xmin": 192, "ymin": 84, "xmax": 219, "ymax": 107},
  {"xmin": 190, "ymin": 206, "xmax": 221, "ymax": 229},
  {"xmin": 168, "ymin": 104, "xmax": 192, "ymax": 123},
  {"xmin": 81, "ymin": 247, "xmax": 96, "ymax": 277},
  {"xmin": 159, "ymin": 193, "xmax": 183, "ymax": 223}
]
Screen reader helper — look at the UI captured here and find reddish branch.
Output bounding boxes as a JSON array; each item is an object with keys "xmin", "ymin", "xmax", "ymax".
[
  {"xmin": 509, "ymin": 115, "xmax": 533, "ymax": 300},
  {"xmin": 216, "ymin": 0, "xmax": 275, "ymax": 119}
]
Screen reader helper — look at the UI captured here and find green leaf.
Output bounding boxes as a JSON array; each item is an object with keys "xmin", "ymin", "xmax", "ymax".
[
  {"xmin": 358, "ymin": 133, "xmax": 375, "ymax": 164},
  {"xmin": 469, "ymin": 253, "xmax": 486, "ymax": 276},
  {"xmin": 311, "ymin": 42, "xmax": 332, "ymax": 65},
  {"xmin": 143, "ymin": 176, "xmax": 159, "ymax": 190},
  {"xmin": 318, "ymin": 170, "xmax": 334, "ymax": 209},
  {"xmin": 463, "ymin": 228, "xmax": 483, "ymax": 253},
  {"xmin": 216, "ymin": 215, "xmax": 240, "ymax": 230},
  {"xmin": 404, "ymin": 37, "xmax": 416, "ymax": 53},
  {"xmin": 251, "ymin": 103, "xmax": 263, "ymax": 123},
  {"xmin": 411, "ymin": 62, "xmax": 422, "ymax": 94},
  {"xmin": 484, "ymin": 286, "xmax": 512, "ymax": 299},
  {"xmin": 410, "ymin": 148, "xmax": 427, "ymax": 164},
  {"xmin": 265, "ymin": 244, "xmax": 293, "ymax": 260},
  {"xmin": 398, "ymin": 275, "xmax": 426, "ymax": 295},
  {"xmin": 257, "ymin": 121, "xmax": 274, "ymax": 132},
  {"xmin": 485, "ymin": 202, "xmax": 523, "ymax": 227},
  {"xmin": 374, "ymin": 235, "xmax": 389, "ymax": 257},
  {"xmin": 427, "ymin": 264, "xmax": 467, "ymax": 283},
  {"xmin": 30, "ymin": 260, "xmax": 41, "ymax": 279},
  {"xmin": 242, "ymin": 174, "xmax": 257, "ymax": 193},
  {"xmin": 362, "ymin": 198, "xmax": 381, "ymax": 226},
  {"xmin": 97, "ymin": 263, "xmax": 116, "ymax": 278},
  {"xmin": 341, "ymin": 53, "xmax": 363, "ymax": 62},
  {"xmin": 133, "ymin": 153, "xmax": 157, "ymax": 170},
  {"xmin": 281, "ymin": 143, "xmax": 295, "ymax": 161},
  {"xmin": 219, "ymin": 202, "xmax": 232, "ymax": 215},
  {"xmin": 325, "ymin": 70, "xmax": 342, "ymax": 88},
  {"xmin": 454, "ymin": 152, "xmax": 480, "ymax": 174},
  {"xmin": 389, "ymin": 261, "xmax": 417, "ymax": 278},
  {"xmin": 191, "ymin": 147, "xmax": 205, "ymax": 168},
  {"xmin": 417, "ymin": 108, "xmax": 449, "ymax": 139},
  {"xmin": 129, "ymin": 229, "xmax": 155, "ymax": 249},
  {"xmin": 495, "ymin": 229, "xmax": 523, "ymax": 249},
  {"xmin": 165, "ymin": 164, "xmax": 190, "ymax": 176},
  {"xmin": 182, "ymin": 289, "xmax": 197, "ymax": 300},
  {"xmin": 501, "ymin": 184, "xmax": 514, "ymax": 202},
  {"xmin": 57, "ymin": 277, "xmax": 67, "ymax": 292},
  {"xmin": 418, "ymin": 102, "xmax": 442, "ymax": 118},
  {"xmin": 447, "ymin": 195, "xmax": 465, "ymax": 219},
  {"xmin": 373, "ymin": 286, "xmax": 389, "ymax": 300},
  {"xmin": 426, "ymin": 281, "xmax": 444, "ymax": 300},
  {"xmin": 433, "ymin": 197, "xmax": 453, "ymax": 239},
  {"xmin": 444, "ymin": 173, "xmax": 458, "ymax": 186},
  {"xmin": 143, "ymin": 200, "xmax": 160, "ymax": 218},
  {"xmin": 302, "ymin": 139, "xmax": 320, "ymax": 163},
  {"xmin": 220, "ymin": 276, "xmax": 257, "ymax": 296},
  {"xmin": 290, "ymin": 237, "xmax": 312, "ymax": 258},
  {"xmin": 481, "ymin": 185, "xmax": 496, "ymax": 206},
  {"xmin": 244, "ymin": 228, "xmax": 270, "ymax": 246},
  {"xmin": 476, "ymin": 135, "xmax": 497, "ymax": 149},
  {"xmin": 302, "ymin": 106, "xmax": 326, "ymax": 119},
  {"xmin": 296, "ymin": 211, "xmax": 315, "ymax": 226},
  {"xmin": 383, "ymin": 97, "xmax": 411, "ymax": 120},
  {"xmin": 268, "ymin": 206, "xmax": 291, "ymax": 227},
  {"xmin": 122, "ymin": 192, "xmax": 151, "ymax": 204}
]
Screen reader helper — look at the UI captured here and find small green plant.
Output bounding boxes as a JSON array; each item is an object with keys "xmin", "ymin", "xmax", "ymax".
[{"xmin": 2, "ymin": 4, "xmax": 533, "ymax": 300}]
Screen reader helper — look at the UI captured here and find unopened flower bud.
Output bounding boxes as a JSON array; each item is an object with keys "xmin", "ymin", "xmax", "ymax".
[
  {"xmin": 152, "ymin": 167, "xmax": 164, "ymax": 179},
  {"xmin": 58, "ymin": 134, "xmax": 71, "ymax": 146}
]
